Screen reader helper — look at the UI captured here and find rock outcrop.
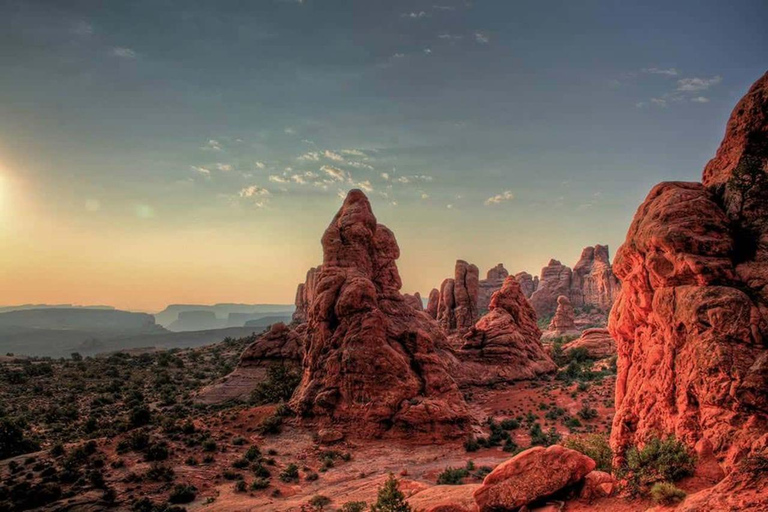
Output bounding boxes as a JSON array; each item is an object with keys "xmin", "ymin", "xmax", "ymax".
[
  {"xmin": 477, "ymin": 264, "xmax": 508, "ymax": 313},
  {"xmin": 426, "ymin": 288, "xmax": 440, "ymax": 319},
  {"xmin": 289, "ymin": 190, "xmax": 470, "ymax": 437},
  {"xmin": 529, "ymin": 259, "xmax": 573, "ymax": 317},
  {"xmin": 514, "ymin": 271, "xmax": 538, "ymax": 298},
  {"xmin": 292, "ymin": 266, "xmax": 320, "ymax": 323},
  {"xmin": 456, "ymin": 277, "xmax": 556, "ymax": 386},
  {"xmin": 473, "ymin": 445, "xmax": 596, "ymax": 512},
  {"xmin": 570, "ymin": 245, "xmax": 619, "ymax": 310},
  {"xmin": 195, "ymin": 322, "xmax": 305, "ymax": 404},
  {"xmin": 561, "ymin": 328, "xmax": 616, "ymax": 360},
  {"xmin": 547, "ymin": 295, "xmax": 578, "ymax": 335},
  {"xmin": 404, "ymin": 292, "xmax": 424, "ymax": 311},
  {"xmin": 609, "ymin": 72, "xmax": 768, "ymax": 472},
  {"xmin": 436, "ymin": 261, "xmax": 480, "ymax": 332}
]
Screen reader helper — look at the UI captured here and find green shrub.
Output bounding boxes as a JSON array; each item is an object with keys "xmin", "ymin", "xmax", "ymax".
[
  {"xmin": 500, "ymin": 418, "xmax": 519, "ymax": 430},
  {"xmin": 257, "ymin": 414, "xmax": 283, "ymax": 435},
  {"xmin": 234, "ymin": 480, "xmax": 247, "ymax": 492},
  {"xmin": 463, "ymin": 436, "xmax": 480, "ymax": 452},
  {"xmin": 250, "ymin": 364, "xmax": 301, "ymax": 405},
  {"xmin": 371, "ymin": 473, "xmax": 411, "ymax": 512},
  {"xmin": 436, "ymin": 467, "xmax": 469, "ymax": 485},
  {"xmin": 650, "ymin": 482, "xmax": 686, "ymax": 505},
  {"xmin": 168, "ymin": 483, "xmax": 196, "ymax": 504},
  {"xmin": 340, "ymin": 501, "xmax": 367, "ymax": 512},
  {"xmin": 529, "ymin": 423, "xmax": 561, "ymax": 446},
  {"xmin": 308, "ymin": 495, "xmax": 332, "ymax": 509},
  {"xmin": 279, "ymin": 463, "xmax": 299, "ymax": 483},
  {"xmin": 623, "ymin": 436, "xmax": 695, "ymax": 495},
  {"xmin": 563, "ymin": 434, "xmax": 612, "ymax": 473},
  {"xmin": 250, "ymin": 477, "xmax": 270, "ymax": 490}
]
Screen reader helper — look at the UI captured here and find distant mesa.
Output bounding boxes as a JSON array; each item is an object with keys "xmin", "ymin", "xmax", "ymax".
[{"xmin": 155, "ymin": 303, "xmax": 295, "ymax": 331}]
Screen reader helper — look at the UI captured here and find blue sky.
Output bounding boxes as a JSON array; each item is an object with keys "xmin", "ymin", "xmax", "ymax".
[{"xmin": 0, "ymin": 0, "xmax": 766, "ymax": 310}]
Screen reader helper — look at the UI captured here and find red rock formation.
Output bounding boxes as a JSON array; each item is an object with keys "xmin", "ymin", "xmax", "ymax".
[
  {"xmin": 456, "ymin": 276, "xmax": 556, "ymax": 386},
  {"xmin": 196, "ymin": 322, "xmax": 305, "ymax": 404},
  {"xmin": 561, "ymin": 328, "xmax": 616, "ymax": 360},
  {"xmin": 514, "ymin": 271, "xmax": 538, "ymax": 298},
  {"xmin": 477, "ymin": 264, "xmax": 508, "ymax": 313},
  {"xmin": 404, "ymin": 292, "xmax": 424, "ymax": 311},
  {"xmin": 426, "ymin": 288, "xmax": 440, "ymax": 319},
  {"xmin": 529, "ymin": 259, "xmax": 572, "ymax": 317},
  {"xmin": 293, "ymin": 266, "xmax": 320, "ymax": 323},
  {"xmin": 570, "ymin": 245, "xmax": 619, "ymax": 310},
  {"xmin": 609, "ymin": 72, "xmax": 768, "ymax": 473},
  {"xmin": 436, "ymin": 260, "xmax": 480, "ymax": 331},
  {"xmin": 289, "ymin": 190, "xmax": 470, "ymax": 437},
  {"xmin": 473, "ymin": 445, "xmax": 596, "ymax": 512},
  {"xmin": 548, "ymin": 295, "xmax": 578, "ymax": 335}
]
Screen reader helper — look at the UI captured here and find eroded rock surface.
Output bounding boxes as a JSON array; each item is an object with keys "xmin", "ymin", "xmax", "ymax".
[
  {"xmin": 478, "ymin": 263, "xmax": 509, "ymax": 313},
  {"xmin": 570, "ymin": 245, "xmax": 619, "ymax": 310},
  {"xmin": 548, "ymin": 295, "xmax": 578, "ymax": 335},
  {"xmin": 514, "ymin": 271, "xmax": 538, "ymax": 298},
  {"xmin": 437, "ymin": 261, "xmax": 480, "ymax": 332},
  {"xmin": 561, "ymin": 328, "xmax": 616, "ymax": 360},
  {"xmin": 529, "ymin": 259, "xmax": 573, "ymax": 317}
]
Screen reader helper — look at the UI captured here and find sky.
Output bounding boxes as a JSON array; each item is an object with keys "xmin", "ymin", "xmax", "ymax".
[{"xmin": 0, "ymin": 0, "xmax": 766, "ymax": 312}]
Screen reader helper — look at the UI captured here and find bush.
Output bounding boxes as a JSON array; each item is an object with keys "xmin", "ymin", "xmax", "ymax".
[
  {"xmin": 0, "ymin": 417, "xmax": 40, "ymax": 459},
  {"xmin": 436, "ymin": 467, "xmax": 469, "ymax": 485},
  {"xmin": 250, "ymin": 364, "xmax": 301, "ymax": 405},
  {"xmin": 279, "ymin": 463, "xmax": 299, "ymax": 483},
  {"xmin": 500, "ymin": 418, "xmax": 519, "ymax": 430},
  {"xmin": 563, "ymin": 434, "xmax": 612, "ymax": 473},
  {"xmin": 371, "ymin": 473, "xmax": 412, "ymax": 512},
  {"xmin": 257, "ymin": 414, "xmax": 283, "ymax": 435},
  {"xmin": 250, "ymin": 477, "xmax": 270, "ymax": 490},
  {"xmin": 529, "ymin": 423, "xmax": 561, "ymax": 447},
  {"xmin": 340, "ymin": 502, "xmax": 367, "ymax": 512},
  {"xmin": 168, "ymin": 483, "xmax": 197, "ymax": 504},
  {"xmin": 234, "ymin": 480, "xmax": 247, "ymax": 493},
  {"xmin": 650, "ymin": 482, "xmax": 686, "ymax": 505},
  {"xmin": 308, "ymin": 495, "xmax": 332, "ymax": 509},
  {"xmin": 464, "ymin": 436, "xmax": 480, "ymax": 452},
  {"xmin": 623, "ymin": 436, "xmax": 695, "ymax": 495}
]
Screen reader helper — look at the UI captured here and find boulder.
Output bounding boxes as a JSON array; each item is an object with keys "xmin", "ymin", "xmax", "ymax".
[
  {"xmin": 289, "ymin": 190, "xmax": 470, "ymax": 437},
  {"xmin": 578, "ymin": 470, "xmax": 616, "ymax": 501},
  {"xmin": 548, "ymin": 295, "xmax": 578, "ymax": 335},
  {"xmin": 473, "ymin": 445, "xmax": 596, "ymax": 512},
  {"xmin": 561, "ymin": 328, "xmax": 615, "ymax": 360}
]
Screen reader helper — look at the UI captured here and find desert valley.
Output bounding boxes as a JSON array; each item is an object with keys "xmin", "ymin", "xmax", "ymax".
[{"xmin": 1, "ymin": 71, "xmax": 767, "ymax": 512}]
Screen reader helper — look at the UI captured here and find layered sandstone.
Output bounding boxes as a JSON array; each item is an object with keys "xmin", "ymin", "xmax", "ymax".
[
  {"xmin": 514, "ymin": 271, "xmax": 538, "ymax": 298},
  {"xmin": 289, "ymin": 190, "xmax": 470, "ymax": 437},
  {"xmin": 436, "ymin": 261, "xmax": 480, "ymax": 331},
  {"xmin": 455, "ymin": 276, "xmax": 556, "ymax": 386},
  {"xmin": 548, "ymin": 295, "xmax": 578, "ymax": 335},
  {"xmin": 529, "ymin": 259, "xmax": 572, "ymax": 317},
  {"xmin": 570, "ymin": 245, "xmax": 619, "ymax": 310},
  {"xmin": 561, "ymin": 328, "xmax": 616, "ymax": 360},
  {"xmin": 426, "ymin": 288, "xmax": 439, "ymax": 319},
  {"xmin": 293, "ymin": 266, "xmax": 320, "ymax": 323},
  {"xmin": 404, "ymin": 292, "xmax": 424, "ymax": 311},
  {"xmin": 609, "ymin": 72, "xmax": 768, "ymax": 472},
  {"xmin": 477, "ymin": 264, "xmax": 508, "ymax": 313}
]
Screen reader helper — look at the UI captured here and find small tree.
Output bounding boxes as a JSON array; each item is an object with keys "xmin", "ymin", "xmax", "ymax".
[
  {"xmin": 370, "ymin": 473, "xmax": 412, "ymax": 512},
  {"xmin": 727, "ymin": 155, "xmax": 767, "ymax": 218}
]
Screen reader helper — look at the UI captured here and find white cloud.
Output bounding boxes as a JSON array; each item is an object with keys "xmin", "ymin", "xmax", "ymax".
[
  {"xmin": 421, "ymin": 193, "xmax": 430, "ymax": 200},
  {"xmin": 202, "ymin": 139, "xmax": 222, "ymax": 151},
  {"xmin": 438, "ymin": 33, "xmax": 463, "ymax": 40},
  {"xmin": 650, "ymin": 98, "xmax": 667, "ymax": 107},
  {"xmin": 475, "ymin": 32, "xmax": 490, "ymax": 44},
  {"xmin": 255, "ymin": 161, "xmax": 266, "ymax": 169},
  {"xmin": 112, "ymin": 47, "xmax": 137, "ymax": 59},
  {"xmin": 239, "ymin": 186, "xmax": 271, "ymax": 207},
  {"xmin": 341, "ymin": 149, "xmax": 367, "ymax": 157},
  {"xmin": 298, "ymin": 151, "xmax": 320, "ymax": 161},
  {"xmin": 677, "ymin": 76, "xmax": 721, "ymax": 92},
  {"xmin": 215, "ymin": 163, "xmax": 233, "ymax": 172},
  {"xmin": 347, "ymin": 161, "xmax": 374, "ymax": 170},
  {"xmin": 72, "ymin": 21, "xmax": 93, "ymax": 36},
  {"xmin": 402, "ymin": 11, "xmax": 427, "ymax": 18},
  {"xmin": 423, "ymin": 48, "xmax": 432, "ymax": 55},
  {"xmin": 321, "ymin": 165, "xmax": 349, "ymax": 182},
  {"xmin": 380, "ymin": 172, "xmax": 390, "ymax": 181},
  {"xmin": 291, "ymin": 174, "xmax": 306, "ymax": 184},
  {"xmin": 356, "ymin": 180, "xmax": 374, "ymax": 192},
  {"xmin": 691, "ymin": 96, "xmax": 710, "ymax": 103},
  {"xmin": 323, "ymin": 150, "xmax": 344, "ymax": 162},
  {"xmin": 446, "ymin": 204, "xmax": 453, "ymax": 209},
  {"xmin": 269, "ymin": 175, "xmax": 289, "ymax": 183},
  {"xmin": 85, "ymin": 199, "xmax": 100, "ymax": 212},
  {"xmin": 284, "ymin": 127, "xmax": 296, "ymax": 135},
  {"xmin": 642, "ymin": 67, "xmax": 678, "ymax": 76},
  {"xmin": 484, "ymin": 190, "xmax": 515, "ymax": 205},
  {"xmin": 191, "ymin": 165, "xmax": 211, "ymax": 175}
]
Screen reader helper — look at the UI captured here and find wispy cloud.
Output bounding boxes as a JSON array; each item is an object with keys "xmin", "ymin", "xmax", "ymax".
[
  {"xmin": 85, "ymin": 199, "xmax": 100, "ymax": 212},
  {"xmin": 202, "ymin": 139, "xmax": 222, "ymax": 151},
  {"xmin": 484, "ymin": 190, "xmax": 514, "ymax": 205},
  {"xmin": 112, "ymin": 47, "xmax": 137, "ymax": 59},
  {"xmin": 239, "ymin": 186, "xmax": 271, "ymax": 208},
  {"xmin": 321, "ymin": 165, "xmax": 349, "ymax": 182},
  {"xmin": 691, "ymin": 96, "xmax": 710, "ymax": 103},
  {"xmin": 642, "ymin": 67, "xmax": 678, "ymax": 76},
  {"xmin": 677, "ymin": 76, "xmax": 721, "ymax": 92},
  {"xmin": 323, "ymin": 150, "xmax": 344, "ymax": 162},
  {"xmin": 191, "ymin": 165, "xmax": 211, "ymax": 175},
  {"xmin": 475, "ymin": 32, "xmax": 490, "ymax": 44},
  {"xmin": 340, "ymin": 149, "xmax": 367, "ymax": 157},
  {"xmin": 215, "ymin": 163, "xmax": 233, "ymax": 172},
  {"xmin": 269, "ymin": 175, "xmax": 289, "ymax": 184},
  {"xmin": 298, "ymin": 151, "xmax": 320, "ymax": 161},
  {"xmin": 255, "ymin": 161, "xmax": 266, "ymax": 169},
  {"xmin": 402, "ymin": 11, "xmax": 427, "ymax": 18}
]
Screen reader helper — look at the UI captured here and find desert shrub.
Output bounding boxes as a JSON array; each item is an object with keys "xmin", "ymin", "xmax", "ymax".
[
  {"xmin": 577, "ymin": 404, "xmax": 598, "ymax": 420},
  {"xmin": 339, "ymin": 501, "xmax": 367, "ymax": 512},
  {"xmin": 371, "ymin": 473, "xmax": 412, "ymax": 512},
  {"xmin": 650, "ymin": 482, "xmax": 686, "ymax": 505},
  {"xmin": 252, "ymin": 461, "xmax": 271, "ymax": 478},
  {"xmin": 250, "ymin": 477, "xmax": 270, "ymax": 490},
  {"xmin": 144, "ymin": 442, "xmax": 169, "ymax": 461},
  {"xmin": 464, "ymin": 436, "xmax": 480, "ymax": 452},
  {"xmin": 234, "ymin": 480, "xmax": 247, "ymax": 492},
  {"xmin": 250, "ymin": 364, "xmax": 301, "ymax": 405},
  {"xmin": 529, "ymin": 423, "xmax": 561, "ymax": 447},
  {"xmin": 244, "ymin": 445, "xmax": 261, "ymax": 461},
  {"xmin": 0, "ymin": 417, "xmax": 40, "ymax": 459},
  {"xmin": 279, "ymin": 463, "xmax": 299, "ymax": 483},
  {"xmin": 232, "ymin": 457, "xmax": 250, "ymax": 469},
  {"xmin": 202, "ymin": 439, "xmax": 217, "ymax": 452},
  {"xmin": 257, "ymin": 414, "xmax": 283, "ymax": 435},
  {"xmin": 168, "ymin": 483, "xmax": 197, "ymax": 504},
  {"xmin": 308, "ymin": 495, "xmax": 332, "ymax": 509},
  {"xmin": 145, "ymin": 463, "xmax": 175, "ymax": 482},
  {"xmin": 305, "ymin": 471, "xmax": 319, "ymax": 481},
  {"xmin": 500, "ymin": 418, "xmax": 519, "ymax": 430},
  {"xmin": 436, "ymin": 466, "xmax": 469, "ymax": 485},
  {"xmin": 622, "ymin": 436, "xmax": 695, "ymax": 495},
  {"xmin": 503, "ymin": 438, "xmax": 518, "ymax": 453},
  {"xmin": 563, "ymin": 433, "xmax": 612, "ymax": 473}
]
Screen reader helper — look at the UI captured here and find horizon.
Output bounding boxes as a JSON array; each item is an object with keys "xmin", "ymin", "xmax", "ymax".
[{"xmin": 1, "ymin": 0, "xmax": 767, "ymax": 311}]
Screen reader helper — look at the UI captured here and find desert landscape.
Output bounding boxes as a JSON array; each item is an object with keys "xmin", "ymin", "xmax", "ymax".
[{"xmin": 1, "ymin": 72, "xmax": 767, "ymax": 511}]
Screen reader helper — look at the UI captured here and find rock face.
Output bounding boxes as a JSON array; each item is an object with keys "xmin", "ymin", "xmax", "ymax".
[
  {"xmin": 426, "ymin": 288, "xmax": 440, "ymax": 319},
  {"xmin": 514, "ymin": 271, "xmax": 538, "ymax": 298},
  {"xmin": 289, "ymin": 190, "xmax": 470, "ymax": 437},
  {"xmin": 195, "ymin": 322, "xmax": 304, "ymax": 404},
  {"xmin": 529, "ymin": 259, "xmax": 573, "ymax": 317},
  {"xmin": 456, "ymin": 277, "xmax": 556, "ymax": 386},
  {"xmin": 404, "ymin": 292, "xmax": 424, "ymax": 311},
  {"xmin": 477, "ymin": 264, "xmax": 509, "ymax": 313},
  {"xmin": 561, "ymin": 328, "xmax": 616, "ymax": 360},
  {"xmin": 473, "ymin": 445, "xmax": 596, "ymax": 512},
  {"xmin": 548, "ymin": 295, "xmax": 577, "ymax": 334},
  {"xmin": 436, "ymin": 261, "xmax": 480, "ymax": 331},
  {"xmin": 292, "ymin": 266, "xmax": 320, "ymax": 323},
  {"xmin": 609, "ymin": 72, "xmax": 768, "ymax": 472},
  {"xmin": 570, "ymin": 245, "xmax": 620, "ymax": 310}
]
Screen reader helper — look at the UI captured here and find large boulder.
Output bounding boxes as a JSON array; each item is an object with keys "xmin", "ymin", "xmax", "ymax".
[
  {"xmin": 473, "ymin": 445, "xmax": 596, "ymax": 512},
  {"xmin": 289, "ymin": 190, "xmax": 470, "ymax": 437},
  {"xmin": 456, "ymin": 276, "xmax": 556, "ymax": 386},
  {"xmin": 609, "ymin": 72, "xmax": 768, "ymax": 472},
  {"xmin": 561, "ymin": 328, "xmax": 615, "ymax": 360},
  {"xmin": 547, "ymin": 295, "xmax": 578, "ymax": 335}
]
